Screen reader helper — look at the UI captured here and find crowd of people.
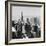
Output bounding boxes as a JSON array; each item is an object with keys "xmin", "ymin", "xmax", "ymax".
[{"xmin": 12, "ymin": 18, "xmax": 41, "ymax": 39}]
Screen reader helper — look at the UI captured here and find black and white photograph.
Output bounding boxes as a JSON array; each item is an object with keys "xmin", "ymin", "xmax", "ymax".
[
  {"xmin": 5, "ymin": 1, "xmax": 45, "ymax": 45},
  {"xmin": 12, "ymin": 6, "xmax": 41, "ymax": 39}
]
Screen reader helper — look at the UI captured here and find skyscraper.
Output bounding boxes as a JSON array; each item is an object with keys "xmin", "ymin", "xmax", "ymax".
[{"xmin": 21, "ymin": 11, "xmax": 23, "ymax": 22}]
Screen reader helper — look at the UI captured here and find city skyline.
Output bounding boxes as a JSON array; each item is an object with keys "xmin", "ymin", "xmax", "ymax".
[{"xmin": 12, "ymin": 6, "xmax": 41, "ymax": 22}]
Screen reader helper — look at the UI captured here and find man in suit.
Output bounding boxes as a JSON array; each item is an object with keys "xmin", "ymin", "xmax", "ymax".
[
  {"xmin": 16, "ymin": 19, "xmax": 23, "ymax": 38},
  {"xmin": 25, "ymin": 18, "xmax": 32, "ymax": 38}
]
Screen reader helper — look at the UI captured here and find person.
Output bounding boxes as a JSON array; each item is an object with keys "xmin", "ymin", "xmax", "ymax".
[
  {"xmin": 16, "ymin": 19, "xmax": 23, "ymax": 38},
  {"xmin": 32, "ymin": 23, "xmax": 39, "ymax": 37},
  {"xmin": 12, "ymin": 21, "xmax": 17, "ymax": 38},
  {"xmin": 25, "ymin": 18, "xmax": 32, "ymax": 38},
  {"xmin": 12, "ymin": 21, "xmax": 15, "ymax": 27}
]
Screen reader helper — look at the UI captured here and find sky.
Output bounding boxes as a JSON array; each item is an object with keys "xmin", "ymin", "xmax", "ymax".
[{"xmin": 12, "ymin": 6, "xmax": 41, "ymax": 22}]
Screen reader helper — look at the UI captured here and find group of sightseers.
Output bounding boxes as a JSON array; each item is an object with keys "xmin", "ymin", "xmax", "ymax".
[{"xmin": 12, "ymin": 18, "xmax": 41, "ymax": 39}]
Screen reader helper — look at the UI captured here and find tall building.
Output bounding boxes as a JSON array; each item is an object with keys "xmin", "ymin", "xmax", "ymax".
[
  {"xmin": 21, "ymin": 11, "xmax": 23, "ymax": 22},
  {"xmin": 34, "ymin": 17, "xmax": 37, "ymax": 24}
]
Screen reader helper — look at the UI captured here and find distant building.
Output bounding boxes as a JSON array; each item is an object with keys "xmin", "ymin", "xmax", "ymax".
[{"xmin": 21, "ymin": 11, "xmax": 23, "ymax": 22}]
